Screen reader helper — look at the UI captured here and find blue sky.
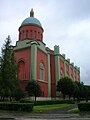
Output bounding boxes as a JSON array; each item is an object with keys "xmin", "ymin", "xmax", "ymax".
[{"xmin": 0, "ymin": 0, "xmax": 90, "ymax": 85}]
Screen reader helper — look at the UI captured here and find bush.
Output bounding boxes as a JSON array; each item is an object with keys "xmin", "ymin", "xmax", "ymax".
[
  {"xmin": 26, "ymin": 80, "xmax": 42, "ymax": 101},
  {"xmin": 20, "ymin": 98, "xmax": 33, "ymax": 103},
  {"xmin": 34, "ymin": 100, "xmax": 74, "ymax": 106},
  {"xmin": 19, "ymin": 99, "xmax": 74, "ymax": 105},
  {"xmin": 0, "ymin": 102, "xmax": 34, "ymax": 112},
  {"xmin": 14, "ymin": 89, "xmax": 26, "ymax": 101},
  {"xmin": 78, "ymin": 102, "xmax": 90, "ymax": 111}
]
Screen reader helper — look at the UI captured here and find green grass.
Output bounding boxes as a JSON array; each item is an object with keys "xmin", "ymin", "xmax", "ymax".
[
  {"xmin": 68, "ymin": 108, "xmax": 80, "ymax": 113},
  {"xmin": 33, "ymin": 104, "xmax": 71, "ymax": 112}
]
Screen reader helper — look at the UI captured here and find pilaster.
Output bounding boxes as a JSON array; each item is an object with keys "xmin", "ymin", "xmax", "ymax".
[
  {"xmin": 75, "ymin": 66, "xmax": 78, "ymax": 81},
  {"xmin": 30, "ymin": 41, "xmax": 37, "ymax": 80},
  {"xmin": 62, "ymin": 54, "xmax": 66, "ymax": 77},
  {"xmin": 78, "ymin": 67, "xmax": 80, "ymax": 82},
  {"xmin": 67, "ymin": 58, "xmax": 70, "ymax": 77},
  {"xmin": 47, "ymin": 52, "xmax": 51, "ymax": 97},
  {"xmin": 54, "ymin": 45, "xmax": 60, "ymax": 85},
  {"xmin": 71, "ymin": 63, "xmax": 74, "ymax": 81}
]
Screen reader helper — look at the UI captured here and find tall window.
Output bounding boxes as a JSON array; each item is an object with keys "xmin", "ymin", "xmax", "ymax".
[
  {"xmin": 40, "ymin": 63, "xmax": 44, "ymax": 80},
  {"xmin": 22, "ymin": 31, "xmax": 24, "ymax": 39},
  {"xmin": 60, "ymin": 68, "xmax": 63, "ymax": 78},
  {"xmin": 41, "ymin": 33, "xmax": 43, "ymax": 40},
  {"xmin": 34, "ymin": 31, "xmax": 36, "ymax": 40},
  {"xmin": 26, "ymin": 30, "xmax": 28, "ymax": 38},
  {"xmin": 19, "ymin": 32, "xmax": 21, "ymax": 40},
  {"xmin": 18, "ymin": 61, "xmax": 25, "ymax": 80}
]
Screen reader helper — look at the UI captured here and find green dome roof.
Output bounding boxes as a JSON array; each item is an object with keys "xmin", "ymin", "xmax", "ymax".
[{"xmin": 21, "ymin": 17, "xmax": 42, "ymax": 27}]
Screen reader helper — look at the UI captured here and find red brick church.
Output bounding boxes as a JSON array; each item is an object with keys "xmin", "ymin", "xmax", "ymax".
[{"xmin": 14, "ymin": 9, "xmax": 80, "ymax": 98}]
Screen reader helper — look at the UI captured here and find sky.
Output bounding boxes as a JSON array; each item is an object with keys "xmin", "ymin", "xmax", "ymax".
[{"xmin": 0, "ymin": 0, "xmax": 90, "ymax": 85}]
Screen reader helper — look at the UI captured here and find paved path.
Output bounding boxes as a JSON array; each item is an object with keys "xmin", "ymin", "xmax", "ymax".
[
  {"xmin": 41, "ymin": 104, "xmax": 77, "ymax": 114},
  {"xmin": 0, "ymin": 104, "xmax": 90, "ymax": 120}
]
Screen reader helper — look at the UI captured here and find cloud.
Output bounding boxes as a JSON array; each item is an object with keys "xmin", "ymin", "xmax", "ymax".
[
  {"xmin": 59, "ymin": 19, "xmax": 90, "ymax": 85},
  {"xmin": 57, "ymin": 0, "xmax": 90, "ymax": 20}
]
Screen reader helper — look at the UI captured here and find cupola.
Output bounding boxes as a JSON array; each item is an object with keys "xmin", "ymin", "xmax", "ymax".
[{"xmin": 19, "ymin": 9, "xmax": 44, "ymax": 41}]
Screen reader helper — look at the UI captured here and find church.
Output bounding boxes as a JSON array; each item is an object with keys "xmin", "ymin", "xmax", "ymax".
[{"xmin": 14, "ymin": 9, "xmax": 80, "ymax": 98}]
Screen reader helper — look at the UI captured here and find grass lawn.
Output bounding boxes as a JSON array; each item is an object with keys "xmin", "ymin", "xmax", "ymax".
[
  {"xmin": 68, "ymin": 108, "xmax": 90, "ymax": 114},
  {"xmin": 68, "ymin": 108, "xmax": 80, "ymax": 113},
  {"xmin": 33, "ymin": 104, "xmax": 71, "ymax": 112}
]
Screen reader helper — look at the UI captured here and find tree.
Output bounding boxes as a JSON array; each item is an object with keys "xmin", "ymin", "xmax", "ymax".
[
  {"xmin": 73, "ymin": 82, "xmax": 80, "ymax": 101},
  {"xmin": 0, "ymin": 35, "xmax": 19, "ymax": 101},
  {"xmin": 75, "ymin": 81, "xmax": 84, "ymax": 101},
  {"xmin": 13, "ymin": 87, "xmax": 26, "ymax": 101},
  {"xmin": 85, "ymin": 85, "xmax": 90, "ymax": 102},
  {"xmin": 74, "ymin": 81, "xmax": 90, "ymax": 102},
  {"xmin": 57, "ymin": 77, "xmax": 74, "ymax": 99},
  {"xmin": 26, "ymin": 80, "xmax": 42, "ymax": 101}
]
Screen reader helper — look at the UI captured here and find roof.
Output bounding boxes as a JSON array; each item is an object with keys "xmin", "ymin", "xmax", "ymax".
[{"xmin": 21, "ymin": 17, "xmax": 42, "ymax": 27}]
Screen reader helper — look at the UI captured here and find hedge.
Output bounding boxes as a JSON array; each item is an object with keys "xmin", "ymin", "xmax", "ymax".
[
  {"xmin": 0, "ymin": 102, "xmax": 34, "ymax": 112},
  {"xmin": 20, "ymin": 99, "xmax": 75, "ymax": 106},
  {"xmin": 78, "ymin": 102, "xmax": 90, "ymax": 111}
]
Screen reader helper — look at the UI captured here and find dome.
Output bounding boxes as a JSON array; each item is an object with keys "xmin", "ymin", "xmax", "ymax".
[
  {"xmin": 21, "ymin": 17, "xmax": 42, "ymax": 27},
  {"xmin": 21, "ymin": 9, "xmax": 42, "ymax": 27}
]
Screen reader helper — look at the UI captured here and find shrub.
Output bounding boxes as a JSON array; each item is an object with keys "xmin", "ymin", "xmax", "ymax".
[
  {"xmin": 78, "ymin": 102, "xmax": 90, "ymax": 111},
  {"xmin": 34, "ymin": 100, "xmax": 74, "ymax": 106},
  {"xmin": 26, "ymin": 80, "xmax": 42, "ymax": 101},
  {"xmin": 14, "ymin": 88, "xmax": 26, "ymax": 101},
  {"xmin": 20, "ymin": 98, "xmax": 33, "ymax": 103},
  {"xmin": 0, "ymin": 102, "xmax": 34, "ymax": 112},
  {"xmin": 19, "ymin": 99, "xmax": 74, "ymax": 105}
]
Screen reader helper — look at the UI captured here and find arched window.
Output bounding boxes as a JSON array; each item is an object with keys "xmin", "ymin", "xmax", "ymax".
[
  {"xmin": 40, "ymin": 63, "xmax": 44, "ymax": 80},
  {"xmin": 18, "ymin": 60, "xmax": 25, "ymax": 80}
]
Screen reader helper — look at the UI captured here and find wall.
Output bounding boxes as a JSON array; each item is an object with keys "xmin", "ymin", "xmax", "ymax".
[
  {"xmin": 19, "ymin": 25, "xmax": 43, "ymax": 41},
  {"xmin": 70, "ymin": 66, "xmax": 73, "ymax": 79},
  {"xmin": 50, "ymin": 54, "xmax": 56, "ymax": 97},
  {"xmin": 14, "ymin": 47, "xmax": 31, "ymax": 90},
  {"xmin": 37, "ymin": 48, "xmax": 48, "ymax": 97},
  {"xmin": 66, "ymin": 63, "xmax": 69, "ymax": 77},
  {"xmin": 60, "ymin": 58, "xmax": 64, "ymax": 78}
]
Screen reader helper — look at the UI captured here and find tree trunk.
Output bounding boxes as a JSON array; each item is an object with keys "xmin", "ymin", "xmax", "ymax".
[
  {"xmin": 35, "ymin": 96, "xmax": 36, "ymax": 101},
  {"xmin": 10, "ymin": 96, "xmax": 12, "ymax": 102},
  {"xmin": 1, "ymin": 96, "xmax": 2, "ymax": 101},
  {"xmin": 2, "ymin": 96, "xmax": 4, "ymax": 101},
  {"xmin": 69, "ymin": 95, "xmax": 71, "ymax": 100},
  {"xmin": 73, "ymin": 96, "xmax": 75, "ymax": 101},
  {"xmin": 63, "ymin": 94, "xmax": 65, "ymax": 99}
]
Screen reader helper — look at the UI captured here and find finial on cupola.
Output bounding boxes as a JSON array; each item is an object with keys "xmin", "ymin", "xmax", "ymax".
[{"xmin": 30, "ymin": 8, "xmax": 34, "ymax": 17}]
